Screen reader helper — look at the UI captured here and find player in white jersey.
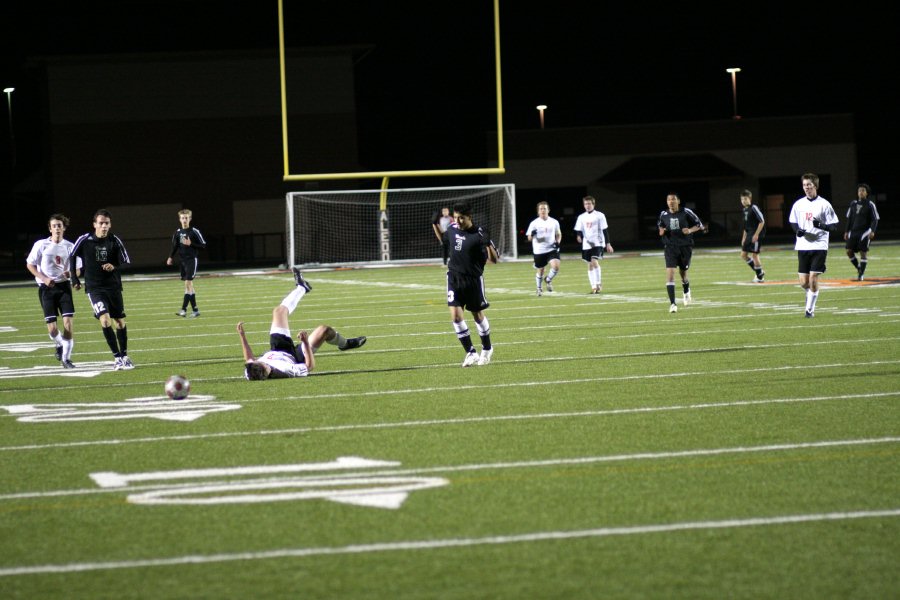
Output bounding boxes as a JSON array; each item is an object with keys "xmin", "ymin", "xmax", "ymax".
[
  {"xmin": 525, "ymin": 201, "xmax": 562, "ymax": 296},
  {"xmin": 25, "ymin": 214, "xmax": 81, "ymax": 368},
  {"xmin": 573, "ymin": 195, "xmax": 614, "ymax": 293},
  {"xmin": 788, "ymin": 172, "xmax": 839, "ymax": 318},
  {"xmin": 237, "ymin": 268, "xmax": 367, "ymax": 380}
]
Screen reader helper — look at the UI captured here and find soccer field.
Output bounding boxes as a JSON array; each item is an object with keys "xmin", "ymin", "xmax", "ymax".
[{"xmin": 1, "ymin": 244, "xmax": 898, "ymax": 599}]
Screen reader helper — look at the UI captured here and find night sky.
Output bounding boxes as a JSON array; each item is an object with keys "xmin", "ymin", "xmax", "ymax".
[{"xmin": 3, "ymin": 2, "xmax": 897, "ymax": 204}]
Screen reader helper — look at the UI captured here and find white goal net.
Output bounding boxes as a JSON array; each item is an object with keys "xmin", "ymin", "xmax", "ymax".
[{"xmin": 286, "ymin": 184, "xmax": 516, "ymax": 267}]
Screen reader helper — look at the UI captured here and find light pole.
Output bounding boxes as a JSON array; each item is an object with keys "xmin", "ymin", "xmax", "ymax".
[
  {"xmin": 725, "ymin": 68, "xmax": 741, "ymax": 120},
  {"xmin": 536, "ymin": 104, "xmax": 547, "ymax": 129},
  {"xmin": 3, "ymin": 87, "xmax": 14, "ymax": 166}
]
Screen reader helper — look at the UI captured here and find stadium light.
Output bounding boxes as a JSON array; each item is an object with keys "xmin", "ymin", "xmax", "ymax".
[
  {"xmin": 3, "ymin": 87, "xmax": 13, "ymax": 167},
  {"xmin": 726, "ymin": 68, "xmax": 741, "ymax": 120},
  {"xmin": 536, "ymin": 104, "xmax": 547, "ymax": 129}
]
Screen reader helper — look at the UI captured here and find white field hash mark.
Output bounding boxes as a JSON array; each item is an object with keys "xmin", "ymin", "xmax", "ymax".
[
  {"xmin": 90, "ymin": 456, "xmax": 447, "ymax": 510},
  {"xmin": 1, "ymin": 395, "xmax": 237, "ymax": 422},
  {"xmin": 0, "ymin": 509, "xmax": 897, "ymax": 577}
]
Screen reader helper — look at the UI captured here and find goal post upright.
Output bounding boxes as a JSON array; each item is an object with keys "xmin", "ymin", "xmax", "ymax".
[{"xmin": 277, "ymin": 0, "xmax": 506, "ymax": 182}]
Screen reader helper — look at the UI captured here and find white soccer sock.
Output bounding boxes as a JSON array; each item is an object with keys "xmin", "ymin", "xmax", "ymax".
[
  {"xmin": 61, "ymin": 337, "xmax": 74, "ymax": 361},
  {"xmin": 280, "ymin": 287, "xmax": 307, "ymax": 314},
  {"xmin": 806, "ymin": 289, "xmax": 819, "ymax": 312},
  {"xmin": 475, "ymin": 316, "xmax": 490, "ymax": 337},
  {"xmin": 596, "ymin": 266, "xmax": 602, "ymax": 286},
  {"xmin": 546, "ymin": 268, "xmax": 558, "ymax": 282},
  {"xmin": 453, "ymin": 320, "xmax": 469, "ymax": 339},
  {"xmin": 326, "ymin": 332, "xmax": 347, "ymax": 348},
  {"xmin": 49, "ymin": 332, "xmax": 62, "ymax": 346},
  {"xmin": 535, "ymin": 273, "xmax": 543, "ymax": 289}
]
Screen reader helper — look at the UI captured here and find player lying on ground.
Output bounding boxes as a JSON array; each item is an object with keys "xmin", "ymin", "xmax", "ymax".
[{"xmin": 237, "ymin": 268, "xmax": 366, "ymax": 380}]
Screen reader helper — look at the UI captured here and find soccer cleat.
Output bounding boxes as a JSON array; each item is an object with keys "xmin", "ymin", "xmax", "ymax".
[
  {"xmin": 683, "ymin": 292, "xmax": 692, "ymax": 306},
  {"xmin": 188, "ymin": 310, "xmax": 200, "ymax": 318},
  {"xmin": 669, "ymin": 303, "xmax": 678, "ymax": 313},
  {"xmin": 176, "ymin": 309, "xmax": 187, "ymax": 317},
  {"xmin": 340, "ymin": 336, "xmax": 367, "ymax": 351},
  {"xmin": 477, "ymin": 347, "xmax": 493, "ymax": 366},
  {"xmin": 858, "ymin": 274, "xmax": 864, "ymax": 282},
  {"xmin": 113, "ymin": 357, "xmax": 126, "ymax": 370},
  {"xmin": 461, "ymin": 350, "xmax": 479, "ymax": 367},
  {"xmin": 55, "ymin": 345, "xmax": 63, "ymax": 361},
  {"xmin": 753, "ymin": 273, "xmax": 765, "ymax": 283},
  {"xmin": 544, "ymin": 277, "xmax": 553, "ymax": 292},
  {"xmin": 292, "ymin": 267, "xmax": 312, "ymax": 292},
  {"xmin": 121, "ymin": 356, "xmax": 135, "ymax": 369},
  {"xmin": 536, "ymin": 288, "xmax": 542, "ymax": 297},
  {"xmin": 62, "ymin": 359, "xmax": 76, "ymax": 369},
  {"xmin": 805, "ymin": 310, "xmax": 814, "ymax": 318}
]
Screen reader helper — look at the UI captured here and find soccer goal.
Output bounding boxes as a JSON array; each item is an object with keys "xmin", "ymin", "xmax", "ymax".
[{"xmin": 286, "ymin": 184, "xmax": 517, "ymax": 267}]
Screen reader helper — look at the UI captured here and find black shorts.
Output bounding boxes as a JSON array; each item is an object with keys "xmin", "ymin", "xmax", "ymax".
[
  {"xmin": 664, "ymin": 245, "xmax": 693, "ymax": 270},
  {"xmin": 845, "ymin": 233, "xmax": 871, "ymax": 253},
  {"xmin": 797, "ymin": 250, "xmax": 828, "ymax": 274},
  {"xmin": 38, "ymin": 283, "xmax": 75, "ymax": 323},
  {"xmin": 533, "ymin": 250, "xmax": 559, "ymax": 269},
  {"xmin": 581, "ymin": 247, "xmax": 603, "ymax": 263},
  {"xmin": 741, "ymin": 238, "xmax": 762, "ymax": 254},
  {"xmin": 270, "ymin": 333, "xmax": 305, "ymax": 363},
  {"xmin": 86, "ymin": 289, "xmax": 126, "ymax": 320},
  {"xmin": 180, "ymin": 257, "xmax": 199, "ymax": 281},
  {"xmin": 447, "ymin": 271, "xmax": 490, "ymax": 312}
]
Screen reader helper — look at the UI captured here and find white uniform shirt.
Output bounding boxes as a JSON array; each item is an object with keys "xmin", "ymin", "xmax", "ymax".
[
  {"xmin": 26, "ymin": 237, "xmax": 78, "ymax": 285},
  {"xmin": 574, "ymin": 210, "xmax": 608, "ymax": 249},
  {"xmin": 257, "ymin": 350, "xmax": 309, "ymax": 378},
  {"xmin": 526, "ymin": 216, "xmax": 561, "ymax": 254},
  {"xmin": 789, "ymin": 196, "xmax": 838, "ymax": 251}
]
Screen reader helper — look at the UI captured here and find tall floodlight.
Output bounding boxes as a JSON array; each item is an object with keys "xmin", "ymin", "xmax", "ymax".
[
  {"xmin": 726, "ymin": 68, "xmax": 741, "ymax": 120},
  {"xmin": 536, "ymin": 105, "xmax": 547, "ymax": 129},
  {"xmin": 3, "ymin": 87, "xmax": 13, "ymax": 166}
]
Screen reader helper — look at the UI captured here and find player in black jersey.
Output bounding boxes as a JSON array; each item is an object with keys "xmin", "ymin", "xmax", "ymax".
[
  {"xmin": 444, "ymin": 202, "xmax": 499, "ymax": 366},
  {"xmin": 166, "ymin": 208, "xmax": 207, "ymax": 317},
  {"xmin": 657, "ymin": 193, "xmax": 704, "ymax": 313},
  {"xmin": 70, "ymin": 209, "xmax": 135, "ymax": 370},
  {"xmin": 739, "ymin": 190, "xmax": 766, "ymax": 282},
  {"xmin": 844, "ymin": 183, "xmax": 879, "ymax": 281}
]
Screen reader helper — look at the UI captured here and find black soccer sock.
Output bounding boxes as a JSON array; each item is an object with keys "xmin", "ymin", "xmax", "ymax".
[
  {"xmin": 182, "ymin": 293, "xmax": 190, "ymax": 310},
  {"xmin": 755, "ymin": 266, "xmax": 764, "ymax": 277},
  {"xmin": 666, "ymin": 283, "xmax": 676, "ymax": 304},
  {"xmin": 745, "ymin": 258, "xmax": 755, "ymax": 270},
  {"xmin": 859, "ymin": 259, "xmax": 867, "ymax": 275},
  {"xmin": 480, "ymin": 335, "xmax": 492, "ymax": 351},
  {"xmin": 102, "ymin": 326, "xmax": 120, "ymax": 356},
  {"xmin": 115, "ymin": 326, "xmax": 128, "ymax": 355},
  {"xmin": 682, "ymin": 281, "xmax": 690, "ymax": 295},
  {"xmin": 850, "ymin": 257, "xmax": 859, "ymax": 269},
  {"xmin": 189, "ymin": 293, "xmax": 197, "ymax": 310}
]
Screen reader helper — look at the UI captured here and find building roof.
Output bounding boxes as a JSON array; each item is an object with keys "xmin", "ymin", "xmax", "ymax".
[{"xmin": 598, "ymin": 153, "xmax": 744, "ymax": 183}]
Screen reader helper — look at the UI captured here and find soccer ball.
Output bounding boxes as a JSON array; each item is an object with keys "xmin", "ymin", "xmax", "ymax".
[{"xmin": 164, "ymin": 375, "xmax": 190, "ymax": 400}]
